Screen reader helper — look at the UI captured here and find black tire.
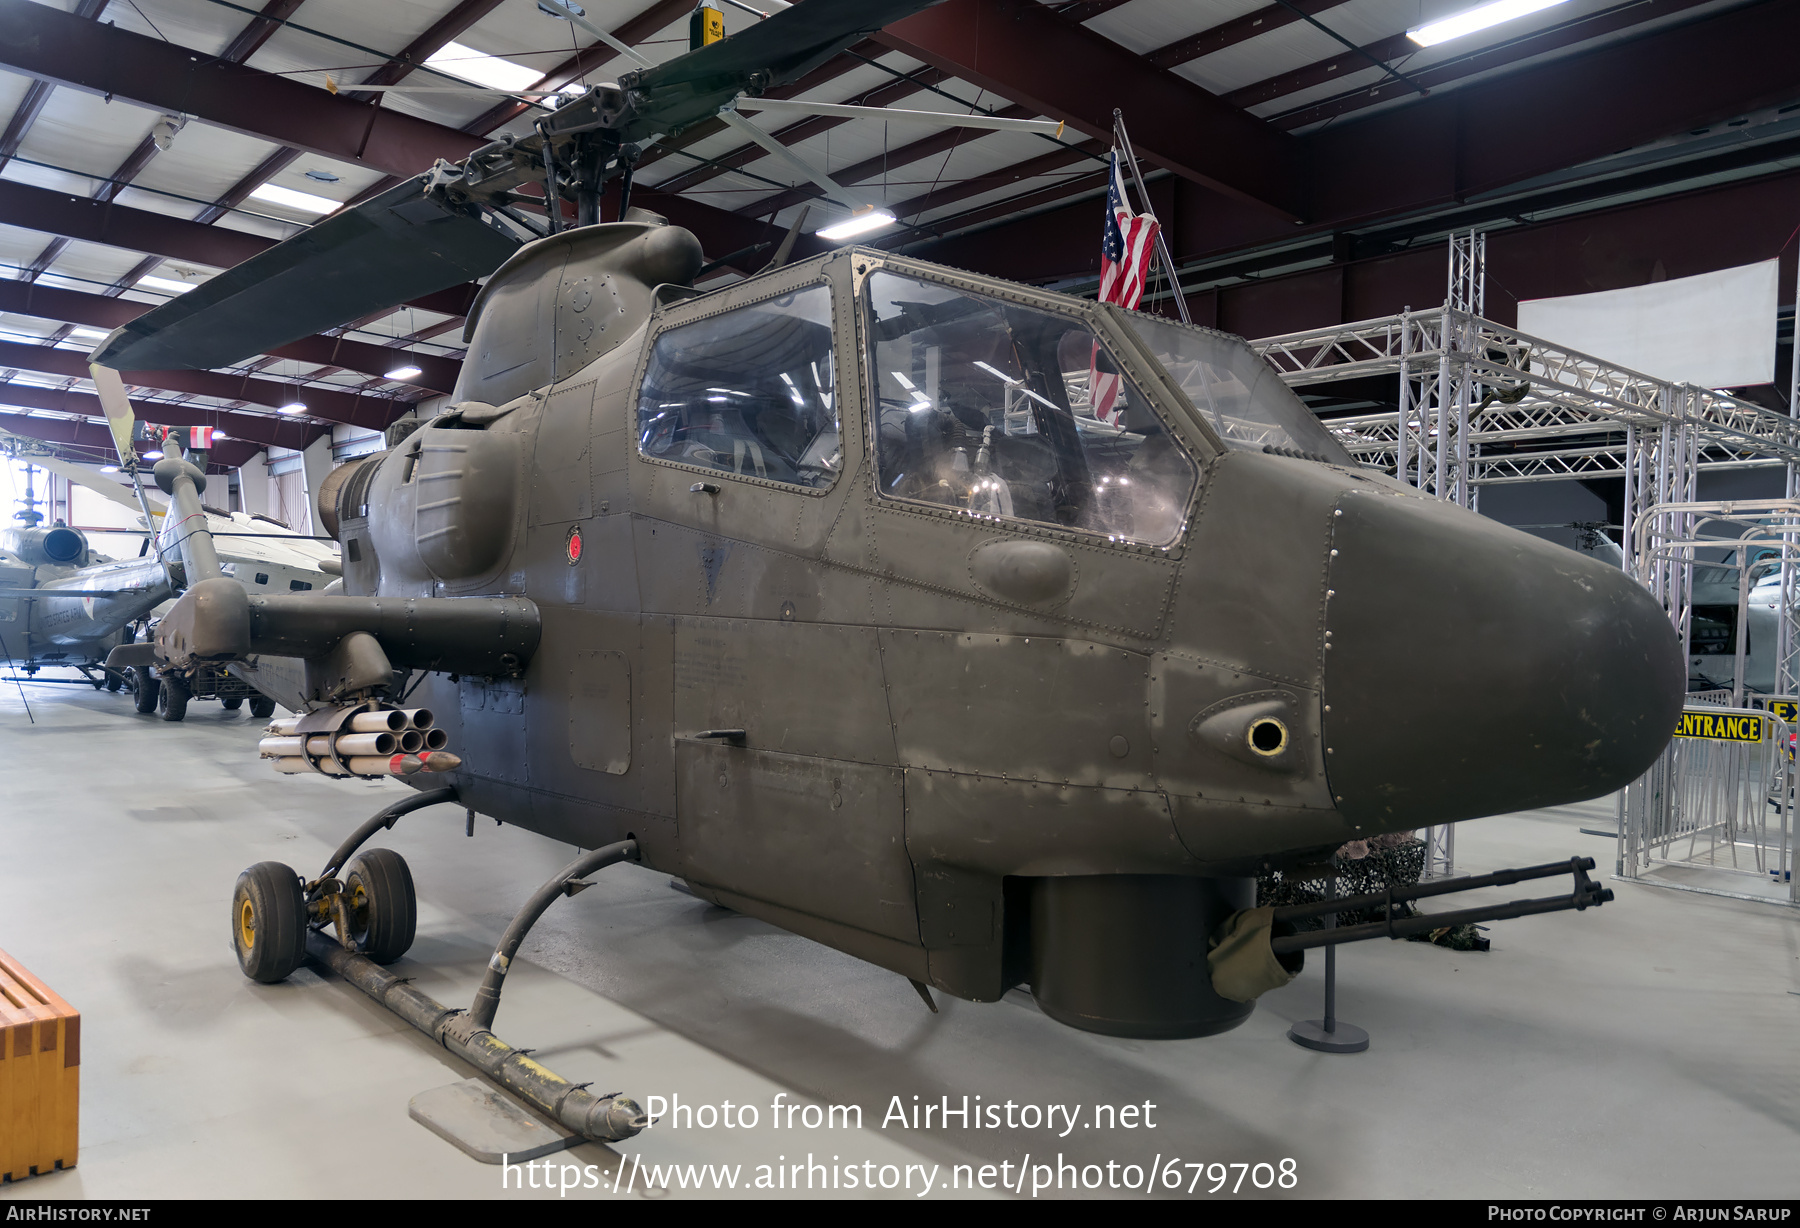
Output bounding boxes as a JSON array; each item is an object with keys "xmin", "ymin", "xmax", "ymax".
[
  {"xmin": 233, "ymin": 862, "xmax": 307, "ymax": 984},
  {"xmin": 249, "ymin": 695, "xmax": 276, "ymax": 720},
  {"xmin": 104, "ymin": 670, "xmax": 123, "ymax": 692},
  {"xmin": 221, "ymin": 694, "xmax": 244, "ymax": 711},
  {"xmin": 343, "ymin": 848, "xmax": 417, "ymax": 964},
  {"xmin": 156, "ymin": 672, "xmax": 189, "ymax": 722},
  {"xmin": 131, "ymin": 666, "xmax": 159, "ymax": 714}
]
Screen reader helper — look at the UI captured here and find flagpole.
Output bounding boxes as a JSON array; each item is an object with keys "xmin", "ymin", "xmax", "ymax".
[{"xmin": 1112, "ymin": 109, "xmax": 1191, "ymax": 325}]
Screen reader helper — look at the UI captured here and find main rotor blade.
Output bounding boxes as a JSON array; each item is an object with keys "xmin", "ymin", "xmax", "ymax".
[
  {"xmin": 91, "ymin": 176, "xmax": 521, "ymax": 373},
  {"xmin": 88, "ymin": 364, "xmax": 141, "ymax": 467},
  {"xmin": 623, "ymin": 0, "xmax": 946, "ymax": 137},
  {"xmin": 3, "ymin": 445, "xmax": 166, "ymax": 516}
]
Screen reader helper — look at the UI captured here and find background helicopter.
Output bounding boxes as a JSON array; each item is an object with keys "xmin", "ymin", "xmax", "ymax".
[
  {"xmin": 3, "ymin": 429, "xmax": 339, "ymax": 718},
  {"xmin": 90, "ymin": 0, "xmax": 1683, "ymax": 1148},
  {"xmin": 0, "ymin": 448, "xmax": 170, "ymax": 693}
]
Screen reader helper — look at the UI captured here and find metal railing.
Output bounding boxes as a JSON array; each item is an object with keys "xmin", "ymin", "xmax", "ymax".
[{"xmin": 1617, "ymin": 705, "xmax": 1798, "ymax": 907}]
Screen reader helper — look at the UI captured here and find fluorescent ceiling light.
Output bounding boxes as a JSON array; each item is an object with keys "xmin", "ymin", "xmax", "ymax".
[
  {"xmin": 279, "ymin": 402, "xmax": 307, "ymax": 414},
  {"xmin": 1407, "ymin": 0, "xmax": 1570, "ymax": 46},
  {"xmin": 100, "ymin": 465, "xmax": 119, "ymax": 474},
  {"xmin": 425, "ymin": 41, "xmax": 544, "ymax": 92},
  {"xmin": 384, "ymin": 365, "xmax": 423, "ymax": 380},
  {"xmin": 815, "ymin": 209, "xmax": 896, "ymax": 241},
  {"xmin": 143, "ymin": 450, "xmax": 163, "ymax": 460},
  {"xmin": 249, "ymin": 183, "xmax": 340, "ymax": 215},
  {"xmin": 973, "ymin": 361, "xmax": 1019, "ymax": 384},
  {"xmin": 137, "ymin": 275, "xmax": 195, "ymax": 294},
  {"xmin": 66, "ymin": 326, "xmax": 109, "ymax": 342}
]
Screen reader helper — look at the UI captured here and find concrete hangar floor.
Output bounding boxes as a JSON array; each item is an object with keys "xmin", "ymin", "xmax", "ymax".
[{"xmin": 0, "ymin": 682, "xmax": 1794, "ymax": 1202}]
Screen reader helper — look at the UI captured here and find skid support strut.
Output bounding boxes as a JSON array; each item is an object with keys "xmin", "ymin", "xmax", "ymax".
[
  {"xmin": 470, "ymin": 840, "xmax": 639, "ymax": 1031},
  {"xmin": 302, "ymin": 795, "xmax": 648, "ymax": 1146},
  {"xmin": 319, "ymin": 784, "xmax": 459, "ymax": 880}
]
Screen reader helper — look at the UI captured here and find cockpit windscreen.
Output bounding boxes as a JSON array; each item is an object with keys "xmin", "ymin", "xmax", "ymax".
[
  {"xmin": 1122, "ymin": 312, "xmax": 1354, "ymax": 463},
  {"xmin": 637, "ymin": 285, "xmax": 839, "ymax": 489},
  {"xmin": 865, "ymin": 271, "xmax": 1197, "ymax": 546}
]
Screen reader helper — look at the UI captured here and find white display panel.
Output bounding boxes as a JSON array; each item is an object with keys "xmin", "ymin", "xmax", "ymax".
[{"xmin": 1516, "ymin": 258, "xmax": 1779, "ymax": 389}]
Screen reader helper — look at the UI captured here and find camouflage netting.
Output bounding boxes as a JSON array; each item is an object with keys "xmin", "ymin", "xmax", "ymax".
[{"xmin": 1256, "ymin": 833, "xmax": 1489, "ymax": 952}]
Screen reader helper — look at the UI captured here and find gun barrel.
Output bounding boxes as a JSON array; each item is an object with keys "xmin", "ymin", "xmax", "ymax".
[
  {"xmin": 1269, "ymin": 856, "xmax": 1599, "ymax": 927},
  {"xmin": 1270, "ymin": 887, "xmax": 1613, "ymax": 954}
]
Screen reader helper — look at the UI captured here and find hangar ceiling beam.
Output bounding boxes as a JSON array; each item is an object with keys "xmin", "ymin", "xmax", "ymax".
[
  {"xmin": 0, "ymin": 281, "xmax": 462, "ymax": 393},
  {"xmin": 352, "ymin": 0, "xmax": 511, "ymax": 94},
  {"xmin": 873, "ymin": 0, "xmax": 1305, "ymax": 219},
  {"xmin": 1147, "ymin": 0, "xmax": 1353, "ymax": 71},
  {"xmin": 0, "ymin": 0, "xmax": 490, "ymax": 183},
  {"xmin": 0, "ymin": 0, "xmax": 109, "ymax": 176},
  {"xmin": 0, "ymin": 410, "xmax": 268, "ymax": 471},
  {"xmin": 0, "ymin": 340, "xmax": 401, "ymax": 432},
  {"xmin": 0, "ymin": 382, "xmax": 323, "ymax": 453},
  {"xmin": 218, "ymin": 0, "xmax": 309, "ymax": 64},
  {"xmin": 1051, "ymin": 1, "xmax": 1134, "ymax": 22},
  {"xmin": 883, "ymin": 141, "xmax": 1099, "ymax": 232},
  {"xmin": 186, "ymin": 0, "xmax": 513, "ymax": 228},
  {"xmin": 893, "ymin": 0, "xmax": 1800, "ymax": 276},
  {"xmin": 1225, "ymin": 32, "xmax": 1416, "ymax": 110},
  {"xmin": 0, "ymin": 82, "xmax": 54, "ymax": 177}
]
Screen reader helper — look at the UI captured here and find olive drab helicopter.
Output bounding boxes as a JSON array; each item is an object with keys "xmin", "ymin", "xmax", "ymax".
[{"xmin": 87, "ymin": 0, "xmax": 1684, "ymax": 1147}]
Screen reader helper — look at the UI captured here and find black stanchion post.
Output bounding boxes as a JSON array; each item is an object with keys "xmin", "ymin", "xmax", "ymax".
[{"xmin": 1288, "ymin": 870, "xmax": 1370, "ymax": 1053}]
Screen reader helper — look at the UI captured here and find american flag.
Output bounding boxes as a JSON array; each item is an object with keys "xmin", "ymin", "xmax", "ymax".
[{"xmin": 1090, "ymin": 149, "xmax": 1160, "ymax": 423}]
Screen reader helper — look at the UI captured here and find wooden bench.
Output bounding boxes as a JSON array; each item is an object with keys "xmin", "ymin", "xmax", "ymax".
[{"xmin": 0, "ymin": 948, "xmax": 79, "ymax": 1182}]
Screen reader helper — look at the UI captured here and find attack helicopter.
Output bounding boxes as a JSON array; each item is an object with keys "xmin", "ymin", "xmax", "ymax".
[{"xmin": 91, "ymin": 0, "xmax": 1683, "ymax": 1147}]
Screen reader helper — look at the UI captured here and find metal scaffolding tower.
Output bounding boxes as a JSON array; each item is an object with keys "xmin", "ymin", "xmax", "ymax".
[{"xmin": 1397, "ymin": 230, "xmax": 1486, "ymax": 511}]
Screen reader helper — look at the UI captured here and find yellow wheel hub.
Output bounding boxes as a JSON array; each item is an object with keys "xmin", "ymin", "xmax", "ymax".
[{"xmin": 238, "ymin": 896, "xmax": 256, "ymax": 949}]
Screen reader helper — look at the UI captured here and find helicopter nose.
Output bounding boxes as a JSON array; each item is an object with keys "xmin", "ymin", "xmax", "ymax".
[{"xmin": 1320, "ymin": 490, "xmax": 1683, "ymax": 830}]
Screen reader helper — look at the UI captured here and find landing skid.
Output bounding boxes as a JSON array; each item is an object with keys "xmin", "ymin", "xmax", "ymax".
[{"xmin": 231, "ymin": 785, "xmax": 648, "ymax": 1149}]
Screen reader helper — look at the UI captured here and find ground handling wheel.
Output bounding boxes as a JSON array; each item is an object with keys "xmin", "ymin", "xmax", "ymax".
[
  {"xmin": 221, "ymin": 694, "xmax": 243, "ymax": 711},
  {"xmin": 104, "ymin": 669, "xmax": 122, "ymax": 692},
  {"xmin": 233, "ymin": 862, "xmax": 307, "ymax": 983},
  {"xmin": 131, "ymin": 666, "xmax": 159, "ymax": 714},
  {"xmin": 156, "ymin": 671, "xmax": 189, "ymax": 722},
  {"xmin": 248, "ymin": 695, "xmax": 276, "ymax": 720},
  {"xmin": 342, "ymin": 849, "xmax": 417, "ymax": 964}
]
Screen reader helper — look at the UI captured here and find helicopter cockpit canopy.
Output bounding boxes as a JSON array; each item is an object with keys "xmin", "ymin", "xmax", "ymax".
[
  {"xmin": 865, "ymin": 270, "xmax": 1199, "ymax": 547},
  {"xmin": 1119, "ymin": 311, "xmax": 1355, "ymax": 464},
  {"xmin": 636, "ymin": 285, "xmax": 841, "ymax": 489}
]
